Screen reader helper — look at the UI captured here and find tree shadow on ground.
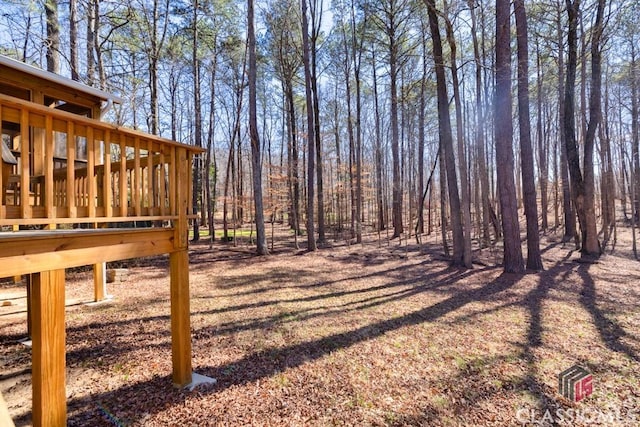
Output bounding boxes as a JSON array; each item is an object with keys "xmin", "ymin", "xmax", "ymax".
[
  {"xmin": 63, "ymin": 263, "xmax": 484, "ymax": 370},
  {"xmin": 62, "ymin": 269, "xmax": 522, "ymax": 425},
  {"xmin": 515, "ymin": 249, "xmax": 578, "ymax": 418},
  {"xmin": 577, "ymin": 263, "xmax": 639, "ymax": 362},
  {"xmin": 384, "ymin": 252, "xmax": 581, "ymax": 425},
  {"xmin": 11, "ymin": 242, "xmax": 638, "ymax": 426}
]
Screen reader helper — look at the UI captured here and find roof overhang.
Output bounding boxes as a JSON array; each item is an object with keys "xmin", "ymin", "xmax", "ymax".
[{"xmin": 0, "ymin": 55, "xmax": 123, "ymax": 105}]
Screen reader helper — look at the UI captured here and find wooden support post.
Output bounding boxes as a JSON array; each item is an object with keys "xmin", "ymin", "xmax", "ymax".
[
  {"xmin": 19, "ymin": 108, "xmax": 31, "ymax": 219},
  {"xmin": 169, "ymin": 147, "xmax": 177, "ymax": 216},
  {"xmin": 170, "ymin": 146, "xmax": 192, "ymax": 387},
  {"xmin": 0, "ymin": 103, "xmax": 4, "ymax": 211},
  {"xmin": 26, "ymin": 275, "xmax": 31, "ymax": 337},
  {"xmin": 31, "ymin": 91, "xmax": 45, "ymax": 180},
  {"xmin": 119, "ymin": 138, "xmax": 127, "ymax": 216},
  {"xmin": 31, "ymin": 269, "xmax": 66, "ymax": 427},
  {"xmin": 103, "ymin": 131, "xmax": 112, "ymax": 218},
  {"xmin": 147, "ymin": 140, "xmax": 154, "ymax": 214},
  {"xmin": 44, "ymin": 115, "xmax": 54, "ymax": 219},
  {"xmin": 159, "ymin": 150, "xmax": 166, "ymax": 216},
  {"xmin": 134, "ymin": 138, "xmax": 141, "ymax": 216},
  {"xmin": 93, "ymin": 262, "xmax": 106, "ymax": 302},
  {"xmin": 66, "ymin": 122, "xmax": 76, "ymax": 218},
  {"xmin": 170, "ymin": 249, "xmax": 192, "ymax": 387},
  {"xmin": 12, "ymin": 225, "xmax": 20, "ymax": 284},
  {"xmin": 87, "ymin": 127, "xmax": 96, "ymax": 218}
]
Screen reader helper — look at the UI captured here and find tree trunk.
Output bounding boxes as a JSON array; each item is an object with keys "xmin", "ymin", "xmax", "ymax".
[
  {"xmin": 340, "ymin": 22, "xmax": 357, "ymax": 240},
  {"xmin": 372, "ymin": 46, "xmax": 385, "ymax": 232},
  {"xmin": 206, "ymin": 62, "xmax": 217, "ymax": 244},
  {"xmin": 438, "ymin": 141, "xmax": 449, "ymax": 256},
  {"xmin": 93, "ymin": 0, "xmax": 105, "ymax": 89},
  {"xmin": 536, "ymin": 40, "xmax": 549, "ymax": 232},
  {"xmin": 310, "ymin": 0, "xmax": 325, "ymax": 244},
  {"xmin": 223, "ymin": 139, "xmax": 235, "ymax": 241},
  {"xmin": 22, "ymin": 13, "xmax": 32, "ymax": 62},
  {"xmin": 87, "ymin": 0, "xmax": 95, "ymax": 85},
  {"xmin": 332, "ymin": 83, "xmax": 344, "ymax": 233},
  {"xmin": 149, "ymin": 0, "xmax": 160, "ymax": 134},
  {"xmin": 557, "ymin": 0, "xmax": 577, "ymax": 244},
  {"xmin": 424, "ymin": 0, "xmax": 465, "ymax": 266},
  {"xmin": 248, "ymin": 0, "xmax": 268, "ymax": 255},
  {"xmin": 192, "ymin": 0, "xmax": 201, "ymax": 242},
  {"xmin": 631, "ymin": 44, "xmax": 640, "ymax": 221},
  {"xmin": 468, "ymin": 0, "xmax": 491, "ymax": 247},
  {"xmin": 564, "ymin": 0, "xmax": 602, "ymax": 258},
  {"xmin": 495, "ymin": 0, "xmax": 524, "ymax": 273},
  {"xmin": 581, "ymin": 0, "xmax": 605, "ymax": 256},
  {"xmin": 301, "ymin": 0, "xmax": 316, "ymax": 251},
  {"xmin": 286, "ymin": 83, "xmax": 301, "ymax": 236},
  {"xmin": 69, "ymin": 0, "xmax": 79, "ymax": 80},
  {"xmin": 350, "ymin": 2, "xmax": 364, "ymax": 243},
  {"xmin": 599, "ymin": 69, "xmax": 614, "ymax": 245},
  {"xmin": 417, "ymin": 19, "xmax": 427, "ymax": 236},
  {"xmin": 514, "ymin": 0, "xmax": 543, "ymax": 270},
  {"xmin": 390, "ymin": 15, "xmax": 403, "ymax": 239},
  {"xmin": 443, "ymin": 3, "xmax": 472, "ymax": 268},
  {"xmin": 44, "ymin": 0, "xmax": 60, "ymax": 73}
]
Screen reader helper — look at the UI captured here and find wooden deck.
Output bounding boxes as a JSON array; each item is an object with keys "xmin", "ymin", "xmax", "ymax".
[
  {"xmin": 0, "ymin": 92, "xmax": 196, "ymax": 226},
  {"xmin": 0, "ymin": 92, "xmax": 203, "ymax": 426}
]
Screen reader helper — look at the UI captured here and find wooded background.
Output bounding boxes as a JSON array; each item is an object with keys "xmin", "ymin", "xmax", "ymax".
[{"xmin": 2, "ymin": 0, "xmax": 639, "ymax": 271}]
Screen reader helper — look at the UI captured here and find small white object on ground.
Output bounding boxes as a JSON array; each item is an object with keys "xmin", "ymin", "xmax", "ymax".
[{"xmin": 185, "ymin": 372, "xmax": 217, "ymax": 391}]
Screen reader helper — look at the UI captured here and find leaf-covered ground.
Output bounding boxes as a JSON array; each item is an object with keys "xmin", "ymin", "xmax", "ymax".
[{"xmin": 1, "ymin": 229, "xmax": 639, "ymax": 426}]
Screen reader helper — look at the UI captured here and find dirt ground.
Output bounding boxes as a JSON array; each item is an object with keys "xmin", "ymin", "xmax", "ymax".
[{"xmin": 1, "ymin": 225, "xmax": 639, "ymax": 426}]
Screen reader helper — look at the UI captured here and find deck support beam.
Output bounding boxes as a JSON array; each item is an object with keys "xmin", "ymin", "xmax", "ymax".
[
  {"xmin": 170, "ymin": 249, "xmax": 192, "ymax": 387},
  {"xmin": 31, "ymin": 269, "xmax": 66, "ymax": 427},
  {"xmin": 93, "ymin": 262, "xmax": 106, "ymax": 302}
]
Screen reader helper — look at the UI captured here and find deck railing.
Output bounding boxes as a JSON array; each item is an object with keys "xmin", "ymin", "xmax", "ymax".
[{"xmin": 0, "ymin": 93, "xmax": 201, "ymax": 227}]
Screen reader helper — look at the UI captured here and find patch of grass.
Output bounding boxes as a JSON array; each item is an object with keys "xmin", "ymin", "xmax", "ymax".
[
  {"xmin": 188, "ymin": 228, "xmax": 254, "ymax": 239},
  {"xmin": 273, "ymin": 372, "xmax": 290, "ymax": 388},
  {"xmin": 454, "ymin": 355, "xmax": 468, "ymax": 371},
  {"xmin": 431, "ymin": 394, "xmax": 449, "ymax": 409}
]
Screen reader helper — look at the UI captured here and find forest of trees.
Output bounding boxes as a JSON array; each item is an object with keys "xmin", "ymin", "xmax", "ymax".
[{"xmin": 2, "ymin": 0, "xmax": 639, "ymax": 272}]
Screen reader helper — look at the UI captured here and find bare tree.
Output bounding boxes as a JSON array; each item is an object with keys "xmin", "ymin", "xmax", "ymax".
[
  {"xmin": 310, "ymin": 0, "xmax": 326, "ymax": 244},
  {"xmin": 556, "ymin": 0, "xmax": 578, "ymax": 244},
  {"xmin": 264, "ymin": 0, "xmax": 303, "ymax": 238},
  {"xmin": 248, "ymin": 0, "xmax": 268, "ymax": 255},
  {"xmin": 535, "ymin": 40, "xmax": 549, "ymax": 232},
  {"xmin": 468, "ymin": 0, "xmax": 492, "ymax": 247},
  {"xmin": 69, "ymin": 0, "xmax": 79, "ymax": 80},
  {"xmin": 495, "ymin": 0, "xmax": 524, "ymax": 273},
  {"xmin": 564, "ymin": 0, "xmax": 603, "ymax": 257},
  {"xmin": 131, "ymin": 0, "xmax": 170, "ymax": 134},
  {"xmin": 631, "ymin": 36, "xmax": 640, "ymax": 221},
  {"xmin": 424, "ymin": 0, "xmax": 465, "ymax": 266},
  {"xmin": 443, "ymin": 1, "xmax": 472, "ymax": 268},
  {"xmin": 369, "ymin": 0, "xmax": 414, "ymax": 239},
  {"xmin": 192, "ymin": 0, "xmax": 202, "ymax": 241},
  {"xmin": 301, "ymin": 0, "xmax": 317, "ymax": 251},
  {"xmin": 45, "ymin": 0, "xmax": 60, "ymax": 73},
  {"xmin": 416, "ymin": 15, "xmax": 428, "ymax": 236},
  {"xmin": 87, "ymin": 0, "xmax": 96, "ymax": 85},
  {"xmin": 372, "ymin": 44, "xmax": 385, "ymax": 232},
  {"xmin": 514, "ymin": 0, "xmax": 543, "ymax": 270}
]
